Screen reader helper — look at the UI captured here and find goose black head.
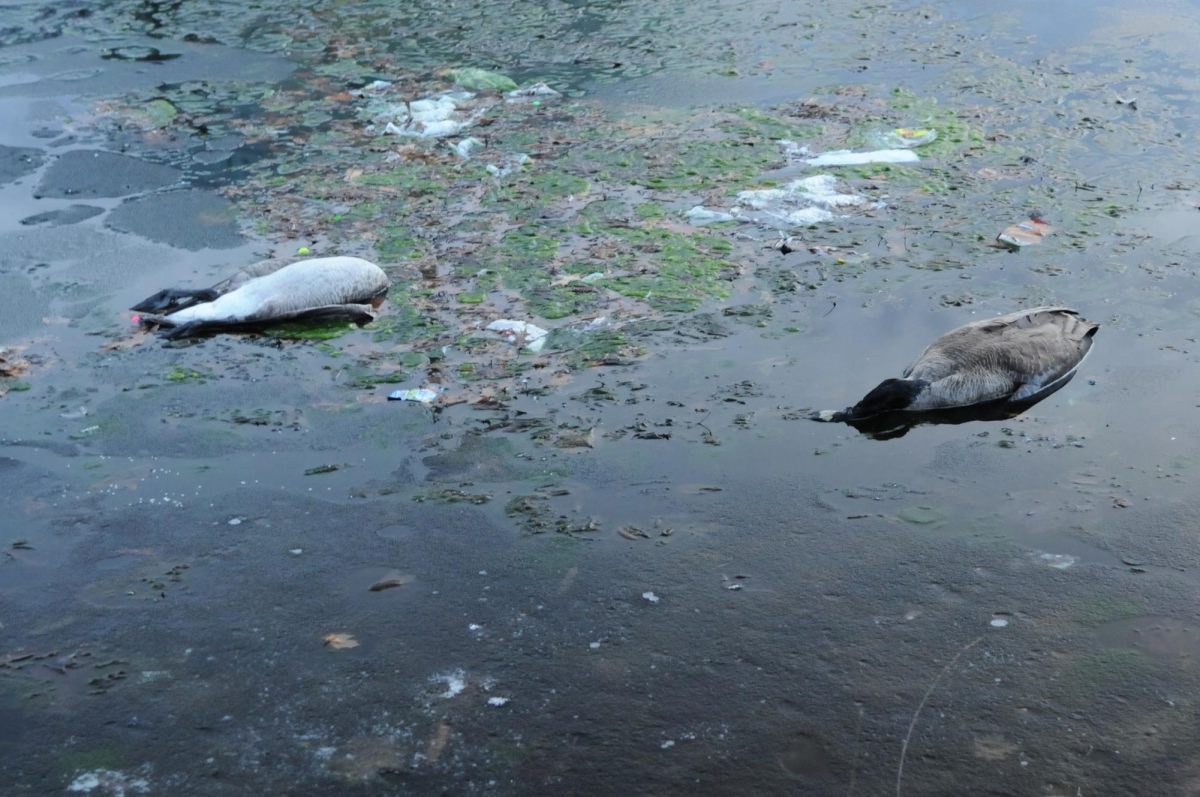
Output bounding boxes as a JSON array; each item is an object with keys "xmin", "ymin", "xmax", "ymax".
[{"xmin": 846, "ymin": 378, "xmax": 929, "ymax": 420}]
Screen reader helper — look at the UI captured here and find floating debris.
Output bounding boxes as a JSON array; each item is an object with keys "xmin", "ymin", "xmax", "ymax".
[
  {"xmin": 685, "ymin": 206, "xmax": 736, "ymax": 225},
  {"xmin": 506, "ymin": 82, "xmax": 562, "ymax": 102},
  {"xmin": 642, "ymin": 591, "xmax": 661, "ymax": 604},
  {"xmin": 778, "ymin": 139, "xmax": 811, "ymax": 159},
  {"xmin": 430, "ymin": 669, "xmax": 467, "ymax": 699},
  {"xmin": 67, "ymin": 769, "xmax": 151, "ymax": 795},
  {"xmin": 805, "ymin": 149, "xmax": 920, "ymax": 166},
  {"xmin": 996, "ymin": 216, "xmax": 1053, "ymax": 249},
  {"xmin": 487, "ymin": 696, "xmax": 510, "ymax": 707},
  {"xmin": 350, "ymin": 79, "xmax": 393, "ymax": 96},
  {"xmin": 486, "ymin": 152, "xmax": 531, "ymax": 177},
  {"xmin": 1033, "ymin": 552, "xmax": 1077, "ymax": 570},
  {"xmin": 323, "ymin": 632, "xmax": 359, "ymax": 649},
  {"xmin": 487, "ymin": 319, "xmax": 549, "ymax": 352},
  {"xmin": 388, "ymin": 387, "xmax": 441, "ymax": 404},
  {"xmin": 872, "ymin": 127, "xmax": 937, "ymax": 148},
  {"xmin": 378, "ymin": 91, "xmax": 483, "ymax": 138},
  {"xmin": 453, "ymin": 137, "xmax": 483, "ymax": 159},
  {"xmin": 691, "ymin": 174, "xmax": 873, "ymax": 229}
]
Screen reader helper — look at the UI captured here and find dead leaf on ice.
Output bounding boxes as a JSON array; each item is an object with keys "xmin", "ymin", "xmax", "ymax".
[
  {"xmin": 323, "ymin": 632, "xmax": 360, "ymax": 649},
  {"xmin": 368, "ymin": 572, "xmax": 414, "ymax": 592},
  {"xmin": 0, "ymin": 349, "xmax": 30, "ymax": 378},
  {"xmin": 101, "ymin": 331, "xmax": 152, "ymax": 351}
]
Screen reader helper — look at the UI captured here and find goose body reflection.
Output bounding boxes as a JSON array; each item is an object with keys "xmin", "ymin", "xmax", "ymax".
[{"xmin": 817, "ymin": 307, "xmax": 1098, "ymax": 436}]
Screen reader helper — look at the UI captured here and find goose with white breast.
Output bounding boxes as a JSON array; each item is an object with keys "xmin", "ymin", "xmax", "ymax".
[{"xmin": 133, "ymin": 256, "xmax": 389, "ymax": 340}]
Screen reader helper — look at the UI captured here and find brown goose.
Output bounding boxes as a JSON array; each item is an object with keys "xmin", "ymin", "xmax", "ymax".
[{"xmin": 819, "ymin": 307, "xmax": 1099, "ymax": 422}]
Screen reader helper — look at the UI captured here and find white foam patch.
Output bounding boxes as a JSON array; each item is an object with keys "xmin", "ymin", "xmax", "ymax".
[
  {"xmin": 67, "ymin": 770, "xmax": 151, "ymax": 795},
  {"xmin": 429, "ymin": 669, "xmax": 467, "ymax": 699},
  {"xmin": 1034, "ymin": 552, "xmax": 1077, "ymax": 570},
  {"xmin": 805, "ymin": 148, "xmax": 919, "ymax": 166},
  {"xmin": 692, "ymin": 174, "xmax": 872, "ymax": 231},
  {"xmin": 486, "ymin": 319, "xmax": 549, "ymax": 352},
  {"xmin": 380, "ymin": 91, "xmax": 481, "ymax": 138}
]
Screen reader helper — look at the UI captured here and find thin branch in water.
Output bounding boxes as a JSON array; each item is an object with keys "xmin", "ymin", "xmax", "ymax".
[
  {"xmin": 847, "ymin": 702, "xmax": 865, "ymax": 797},
  {"xmin": 895, "ymin": 636, "xmax": 983, "ymax": 797}
]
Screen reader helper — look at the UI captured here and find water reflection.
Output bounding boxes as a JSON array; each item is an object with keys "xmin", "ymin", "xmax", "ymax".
[{"xmin": 841, "ymin": 377, "xmax": 1076, "ymax": 440}]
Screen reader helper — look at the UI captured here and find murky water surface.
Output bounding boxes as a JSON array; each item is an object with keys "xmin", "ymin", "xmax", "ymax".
[{"xmin": 4, "ymin": 1, "xmax": 1200, "ymax": 794}]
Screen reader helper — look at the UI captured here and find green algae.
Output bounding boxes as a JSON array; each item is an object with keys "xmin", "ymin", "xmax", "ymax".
[
  {"xmin": 263, "ymin": 321, "xmax": 357, "ymax": 340},
  {"xmin": 371, "ymin": 302, "xmax": 445, "ymax": 345},
  {"xmin": 599, "ymin": 227, "xmax": 736, "ymax": 312},
  {"xmin": 164, "ymin": 367, "xmax": 208, "ymax": 384},
  {"xmin": 1070, "ymin": 597, "xmax": 1149, "ymax": 628},
  {"xmin": 375, "ymin": 229, "xmax": 426, "ymax": 263},
  {"xmin": 413, "ymin": 488, "xmax": 492, "ymax": 504},
  {"xmin": 344, "ymin": 368, "xmax": 408, "ymax": 388},
  {"xmin": 448, "ymin": 67, "xmax": 518, "ymax": 91}
]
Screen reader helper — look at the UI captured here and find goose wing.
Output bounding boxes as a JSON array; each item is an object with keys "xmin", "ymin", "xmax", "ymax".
[{"xmin": 904, "ymin": 307, "xmax": 1098, "ymax": 403}]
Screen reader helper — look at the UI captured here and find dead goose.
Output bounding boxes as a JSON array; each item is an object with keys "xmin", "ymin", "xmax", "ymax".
[
  {"xmin": 817, "ymin": 307, "xmax": 1099, "ymax": 423},
  {"xmin": 133, "ymin": 256, "xmax": 389, "ymax": 339}
]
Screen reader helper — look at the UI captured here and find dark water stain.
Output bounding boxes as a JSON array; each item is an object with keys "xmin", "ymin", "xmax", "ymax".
[
  {"xmin": 19, "ymin": 203, "xmax": 104, "ymax": 226},
  {"xmin": 0, "ymin": 144, "xmax": 45, "ymax": 185},
  {"xmin": 35, "ymin": 149, "xmax": 181, "ymax": 199},
  {"xmin": 105, "ymin": 188, "xmax": 243, "ymax": 250},
  {"xmin": 101, "ymin": 45, "xmax": 182, "ymax": 62}
]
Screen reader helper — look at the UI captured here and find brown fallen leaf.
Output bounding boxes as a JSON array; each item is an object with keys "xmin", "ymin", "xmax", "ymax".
[
  {"xmin": 101, "ymin": 331, "xmax": 152, "ymax": 351},
  {"xmin": 323, "ymin": 632, "xmax": 359, "ymax": 649},
  {"xmin": 368, "ymin": 572, "xmax": 414, "ymax": 592},
  {"xmin": 0, "ymin": 352, "xmax": 30, "ymax": 378}
]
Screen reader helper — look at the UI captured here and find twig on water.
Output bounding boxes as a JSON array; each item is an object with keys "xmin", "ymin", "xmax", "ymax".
[
  {"xmin": 847, "ymin": 702, "xmax": 865, "ymax": 797},
  {"xmin": 895, "ymin": 636, "xmax": 983, "ymax": 797}
]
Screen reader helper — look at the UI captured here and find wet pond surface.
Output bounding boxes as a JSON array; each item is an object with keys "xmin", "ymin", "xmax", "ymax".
[{"xmin": 5, "ymin": 1, "xmax": 1200, "ymax": 794}]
